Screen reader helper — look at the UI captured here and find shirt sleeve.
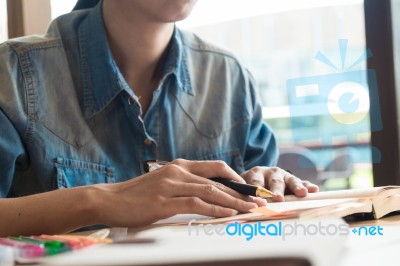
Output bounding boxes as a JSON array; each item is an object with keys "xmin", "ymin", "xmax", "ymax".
[
  {"xmin": 0, "ymin": 43, "xmax": 29, "ymax": 198},
  {"xmin": 243, "ymin": 70, "xmax": 279, "ymax": 170},
  {"xmin": 0, "ymin": 108, "xmax": 26, "ymax": 198}
]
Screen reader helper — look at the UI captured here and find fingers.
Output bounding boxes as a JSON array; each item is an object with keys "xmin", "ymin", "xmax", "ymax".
[
  {"xmin": 242, "ymin": 166, "xmax": 319, "ymax": 202},
  {"xmin": 281, "ymin": 172, "xmax": 319, "ymax": 195},
  {"xmin": 173, "ymin": 182, "xmax": 258, "ymax": 213},
  {"xmin": 164, "ymin": 168, "xmax": 261, "ymax": 207},
  {"xmin": 170, "ymin": 159, "xmax": 246, "ymax": 183},
  {"xmin": 251, "ymin": 196, "xmax": 268, "ymax": 206},
  {"xmin": 241, "ymin": 169, "xmax": 265, "ymax": 187},
  {"xmin": 164, "ymin": 197, "xmax": 239, "ymax": 218},
  {"xmin": 162, "ymin": 161, "xmax": 266, "ymax": 208},
  {"xmin": 267, "ymin": 177, "xmax": 285, "ymax": 202},
  {"xmin": 302, "ymin": 180, "xmax": 319, "ymax": 193},
  {"xmin": 283, "ymin": 173, "xmax": 308, "ymax": 197},
  {"xmin": 153, "ymin": 163, "xmax": 261, "ymax": 212},
  {"xmin": 242, "ymin": 167, "xmax": 286, "ymax": 201}
]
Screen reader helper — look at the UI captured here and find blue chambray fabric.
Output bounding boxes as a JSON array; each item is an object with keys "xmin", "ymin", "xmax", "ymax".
[{"xmin": 0, "ymin": 1, "xmax": 277, "ymax": 197}]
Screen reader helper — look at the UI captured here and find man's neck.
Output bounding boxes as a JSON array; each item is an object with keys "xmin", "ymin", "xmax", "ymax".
[{"xmin": 102, "ymin": 1, "xmax": 174, "ymax": 114}]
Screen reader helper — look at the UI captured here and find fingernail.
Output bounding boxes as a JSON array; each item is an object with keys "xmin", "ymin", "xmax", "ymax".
[
  {"xmin": 245, "ymin": 202, "xmax": 258, "ymax": 209},
  {"xmin": 252, "ymin": 197, "xmax": 267, "ymax": 204},
  {"xmin": 295, "ymin": 186, "xmax": 305, "ymax": 191},
  {"xmin": 294, "ymin": 186, "xmax": 308, "ymax": 196},
  {"xmin": 229, "ymin": 209, "xmax": 239, "ymax": 216},
  {"xmin": 273, "ymin": 191, "xmax": 283, "ymax": 196},
  {"xmin": 257, "ymin": 199, "xmax": 268, "ymax": 206},
  {"xmin": 271, "ymin": 193, "xmax": 284, "ymax": 202}
]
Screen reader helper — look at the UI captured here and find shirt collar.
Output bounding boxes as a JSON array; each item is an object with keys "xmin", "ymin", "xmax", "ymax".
[
  {"xmin": 78, "ymin": 1, "xmax": 193, "ymax": 119},
  {"xmin": 163, "ymin": 28, "xmax": 193, "ymax": 96}
]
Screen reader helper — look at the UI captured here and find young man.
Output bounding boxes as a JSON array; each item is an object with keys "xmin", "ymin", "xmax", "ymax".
[{"xmin": 0, "ymin": 0, "xmax": 318, "ymax": 236}]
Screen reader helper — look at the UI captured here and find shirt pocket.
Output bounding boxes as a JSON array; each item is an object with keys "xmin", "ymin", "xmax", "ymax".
[{"xmin": 54, "ymin": 157, "xmax": 115, "ymax": 188}]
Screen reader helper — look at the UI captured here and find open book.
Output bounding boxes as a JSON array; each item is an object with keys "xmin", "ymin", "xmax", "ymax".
[{"xmin": 194, "ymin": 186, "xmax": 400, "ymax": 224}]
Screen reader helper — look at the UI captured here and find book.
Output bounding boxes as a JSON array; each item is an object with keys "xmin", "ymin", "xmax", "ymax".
[
  {"xmin": 281, "ymin": 186, "xmax": 400, "ymax": 219},
  {"xmin": 193, "ymin": 186, "xmax": 400, "ymax": 224}
]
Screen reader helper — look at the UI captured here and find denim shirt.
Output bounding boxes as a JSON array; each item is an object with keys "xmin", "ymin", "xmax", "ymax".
[{"xmin": 0, "ymin": 2, "xmax": 277, "ymax": 198}]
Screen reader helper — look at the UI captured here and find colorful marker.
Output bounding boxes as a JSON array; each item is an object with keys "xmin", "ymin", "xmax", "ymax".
[
  {"xmin": 0, "ymin": 237, "xmax": 45, "ymax": 258},
  {"xmin": 9, "ymin": 236, "xmax": 70, "ymax": 255}
]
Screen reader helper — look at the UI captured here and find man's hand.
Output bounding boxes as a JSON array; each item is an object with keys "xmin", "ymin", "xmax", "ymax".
[
  {"xmin": 241, "ymin": 167, "xmax": 319, "ymax": 202},
  {"xmin": 99, "ymin": 159, "xmax": 263, "ymax": 228}
]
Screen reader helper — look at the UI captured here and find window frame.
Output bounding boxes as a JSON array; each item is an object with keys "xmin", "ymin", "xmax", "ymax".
[
  {"xmin": 365, "ymin": 0, "xmax": 400, "ymax": 185},
  {"xmin": 6, "ymin": 0, "xmax": 51, "ymax": 38}
]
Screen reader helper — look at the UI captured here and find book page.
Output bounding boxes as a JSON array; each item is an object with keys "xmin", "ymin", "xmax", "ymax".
[
  {"xmin": 280, "ymin": 186, "xmax": 400, "ymax": 202},
  {"xmin": 372, "ymin": 194, "xmax": 400, "ymax": 219},
  {"xmin": 260, "ymin": 198, "xmax": 360, "ymax": 212},
  {"xmin": 299, "ymin": 200, "xmax": 372, "ymax": 220},
  {"xmin": 153, "ymin": 187, "xmax": 400, "ymax": 225},
  {"xmin": 195, "ymin": 198, "xmax": 363, "ymax": 224},
  {"xmin": 250, "ymin": 198, "xmax": 362, "ymax": 218}
]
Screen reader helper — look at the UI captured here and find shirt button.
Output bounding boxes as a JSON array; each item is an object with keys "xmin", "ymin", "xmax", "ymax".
[{"xmin": 144, "ymin": 138, "xmax": 152, "ymax": 145}]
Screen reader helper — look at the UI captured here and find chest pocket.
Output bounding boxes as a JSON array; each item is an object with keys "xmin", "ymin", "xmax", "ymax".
[{"xmin": 54, "ymin": 157, "xmax": 115, "ymax": 188}]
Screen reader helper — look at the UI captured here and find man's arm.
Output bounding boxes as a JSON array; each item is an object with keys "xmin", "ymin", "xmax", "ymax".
[
  {"xmin": 0, "ymin": 159, "xmax": 263, "ymax": 237},
  {"xmin": 0, "ymin": 87, "xmax": 262, "ymax": 236},
  {"xmin": 0, "ymin": 186, "xmax": 100, "ymax": 236},
  {"xmin": 242, "ymin": 69, "xmax": 278, "ymax": 170}
]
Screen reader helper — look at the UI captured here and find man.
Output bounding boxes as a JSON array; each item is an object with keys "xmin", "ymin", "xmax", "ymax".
[{"xmin": 0, "ymin": 0, "xmax": 318, "ymax": 236}]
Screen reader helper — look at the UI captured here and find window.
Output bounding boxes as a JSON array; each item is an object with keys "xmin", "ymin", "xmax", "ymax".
[
  {"xmin": 178, "ymin": 0, "xmax": 372, "ymax": 190},
  {"xmin": 0, "ymin": 0, "xmax": 7, "ymax": 42},
  {"xmin": 50, "ymin": 0, "xmax": 76, "ymax": 20}
]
